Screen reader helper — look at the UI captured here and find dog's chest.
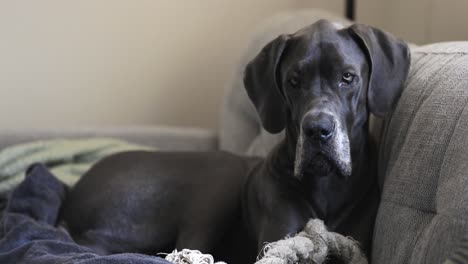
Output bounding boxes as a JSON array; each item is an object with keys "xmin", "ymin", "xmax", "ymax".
[{"xmin": 301, "ymin": 173, "xmax": 346, "ymax": 223}]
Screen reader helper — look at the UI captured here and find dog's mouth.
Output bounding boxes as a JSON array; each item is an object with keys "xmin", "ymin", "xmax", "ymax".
[{"xmin": 294, "ymin": 126, "xmax": 352, "ymax": 179}]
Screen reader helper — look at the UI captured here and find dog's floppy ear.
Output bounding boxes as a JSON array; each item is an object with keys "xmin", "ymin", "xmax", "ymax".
[
  {"xmin": 243, "ymin": 35, "xmax": 289, "ymax": 133},
  {"xmin": 349, "ymin": 24, "xmax": 410, "ymax": 117}
]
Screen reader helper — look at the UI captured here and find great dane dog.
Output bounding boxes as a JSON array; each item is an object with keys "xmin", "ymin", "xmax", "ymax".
[{"xmin": 61, "ymin": 20, "xmax": 410, "ymax": 263}]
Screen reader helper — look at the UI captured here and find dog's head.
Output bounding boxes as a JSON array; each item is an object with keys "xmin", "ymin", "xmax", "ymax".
[{"xmin": 244, "ymin": 20, "xmax": 410, "ymax": 178}]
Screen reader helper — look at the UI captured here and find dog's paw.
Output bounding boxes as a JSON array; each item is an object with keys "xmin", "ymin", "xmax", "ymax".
[
  {"xmin": 256, "ymin": 233, "xmax": 328, "ymax": 264},
  {"xmin": 255, "ymin": 219, "xmax": 368, "ymax": 264}
]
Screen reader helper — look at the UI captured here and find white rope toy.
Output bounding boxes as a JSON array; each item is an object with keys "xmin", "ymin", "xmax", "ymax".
[
  {"xmin": 165, "ymin": 219, "xmax": 367, "ymax": 264},
  {"xmin": 165, "ymin": 249, "xmax": 226, "ymax": 264},
  {"xmin": 255, "ymin": 219, "xmax": 368, "ymax": 264}
]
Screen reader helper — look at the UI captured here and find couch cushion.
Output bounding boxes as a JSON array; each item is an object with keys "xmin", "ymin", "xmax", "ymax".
[{"xmin": 373, "ymin": 42, "xmax": 468, "ymax": 264}]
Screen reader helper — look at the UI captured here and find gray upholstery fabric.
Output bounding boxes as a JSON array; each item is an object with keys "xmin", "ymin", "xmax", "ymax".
[
  {"xmin": 0, "ymin": 126, "xmax": 217, "ymax": 151},
  {"xmin": 219, "ymin": 9, "xmax": 350, "ymax": 156},
  {"xmin": 373, "ymin": 42, "xmax": 468, "ymax": 264}
]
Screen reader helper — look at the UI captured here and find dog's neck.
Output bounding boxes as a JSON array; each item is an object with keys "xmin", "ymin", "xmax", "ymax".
[{"xmin": 266, "ymin": 120, "xmax": 374, "ymax": 225}]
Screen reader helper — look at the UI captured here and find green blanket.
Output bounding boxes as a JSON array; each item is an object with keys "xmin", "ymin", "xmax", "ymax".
[{"xmin": 0, "ymin": 138, "xmax": 153, "ymax": 195}]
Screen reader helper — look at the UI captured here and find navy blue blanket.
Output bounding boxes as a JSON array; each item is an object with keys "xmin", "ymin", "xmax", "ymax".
[{"xmin": 0, "ymin": 164, "xmax": 170, "ymax": 264}]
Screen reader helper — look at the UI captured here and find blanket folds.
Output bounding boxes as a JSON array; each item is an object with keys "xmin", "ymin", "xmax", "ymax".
[
  {"xmin": 0, "ymin": 138, "xmax": 152, "ymax": 198},
  {"xmin": 0, "ymin": 163, "xmax": 170, "ymax": 264}
]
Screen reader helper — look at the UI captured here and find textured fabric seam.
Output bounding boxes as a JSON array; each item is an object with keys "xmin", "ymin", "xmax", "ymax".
[
  {"xmin": 433, "ymin": 92, "xmax": 468, "ymax": 212},
  {"xmin": 422, "ymin": 216, "xmax": 439, "ymax": 263},
  {"xmin": 414, "ymin": 51, "xmax": 468, "ymax": 55},
  {"xmin": 382, "ymin": 181, "xmax": 435, "ymax": 210},
  {"xmin": 410, "ymin": 53, "xmax": 428, "ymax": 71},
  {"xmin": 408, "ymin": 53, "xmax": 435, "ymax": 85},
  {"xmin": 391, "ymin": 197, "xmax": 435, "ymax": 264},
  {"xmin": 381, "ymin": 196, "xmax": 435, "ymax": 215},
  {"xmin": 383, "ymin": 56, "xmax": 454, "ymax": 189},
  {"xmin": 381, "ymin": 196, "xmax": 468, "ymax": 222}
]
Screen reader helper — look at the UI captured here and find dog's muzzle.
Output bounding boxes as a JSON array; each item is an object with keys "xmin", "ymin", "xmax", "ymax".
[{"xmin": 294, "ymin": 111, "xmax": 352, "ymax": 178}]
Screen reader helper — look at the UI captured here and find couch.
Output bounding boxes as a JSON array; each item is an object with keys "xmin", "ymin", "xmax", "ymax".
[{"xmin": 1, "ymin": 9, "xmax": 467, "ymax": 264}]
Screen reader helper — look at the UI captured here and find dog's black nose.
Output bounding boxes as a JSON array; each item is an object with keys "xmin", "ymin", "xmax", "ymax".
[{"xmin": 303, "ymin": 114, "xmax": 335, "ymax": 142}]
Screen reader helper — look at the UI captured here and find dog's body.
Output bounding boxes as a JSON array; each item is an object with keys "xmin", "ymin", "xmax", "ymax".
[
  {"xmin": 61, "ymin": 20, "xmax": 410, "ymax": 263},
  {"xmin": 63, "ymin": 151, "xmax": 259, "ymax": 260}
]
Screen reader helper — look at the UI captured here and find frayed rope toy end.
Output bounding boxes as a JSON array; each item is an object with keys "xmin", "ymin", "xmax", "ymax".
[{"xmin": 164, "ymin": 249, "xmax": 226, "ymax": 264}]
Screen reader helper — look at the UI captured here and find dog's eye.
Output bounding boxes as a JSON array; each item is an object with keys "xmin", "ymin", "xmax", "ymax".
[
  {"xmin": 341, "ymin": 73, "xmax": 355, "ymax": 85},
  {"xmin": 287, "ymin": 76, "xmax": 300, "ymax": 89}
]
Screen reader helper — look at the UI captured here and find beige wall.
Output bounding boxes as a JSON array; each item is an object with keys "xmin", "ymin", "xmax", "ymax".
[
  {"xmin": 356, "ymin": 0, "xmax": 468, "ymax": 44},
  {"xmin": 0, "ymin": 0, "xmax": 339, "ymax": 130},
  {"xmin": 0, "ymin": 1, "xmax": 466, "ymax": 130}
]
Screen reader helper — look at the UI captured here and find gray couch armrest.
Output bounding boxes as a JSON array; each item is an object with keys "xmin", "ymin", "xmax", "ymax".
[
  {"xmin": 0, "ymin": 126, "xmax": 218, "ymax": 151},
  {"xmin": 372, "ymin": 42, "xmax": 468, "ymax": 264}
]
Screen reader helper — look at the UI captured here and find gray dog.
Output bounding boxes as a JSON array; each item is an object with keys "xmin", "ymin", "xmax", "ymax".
[{"xmin": 60, "ymin": 20, "xmax": 410, "ymax": 263}]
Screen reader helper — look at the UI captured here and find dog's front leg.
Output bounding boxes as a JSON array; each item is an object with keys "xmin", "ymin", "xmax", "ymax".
[
  {"xmin": 175, "ymin": 226, "xmax": 221, "ymax": 254},
  {"xmin": 256, "ymin": 214, "xmax": 308, "ymax": 255}
]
